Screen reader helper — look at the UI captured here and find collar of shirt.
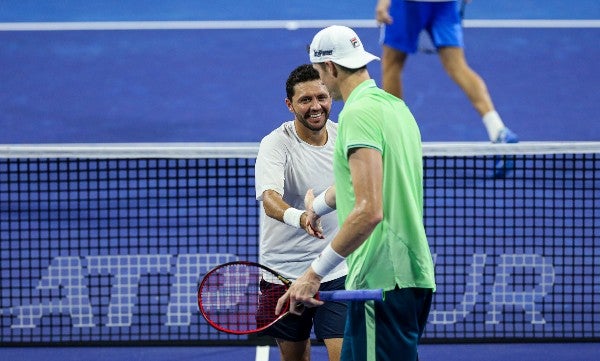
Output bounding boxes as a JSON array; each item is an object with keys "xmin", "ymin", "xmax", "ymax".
[{"xmin": 346, "ymin": 79, "xmax": 377, "ymax": 104}]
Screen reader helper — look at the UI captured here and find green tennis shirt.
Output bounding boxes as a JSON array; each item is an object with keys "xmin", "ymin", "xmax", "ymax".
[{"xmin": 334, "ymin": 79, "xmax": 436, "ymax": 292}]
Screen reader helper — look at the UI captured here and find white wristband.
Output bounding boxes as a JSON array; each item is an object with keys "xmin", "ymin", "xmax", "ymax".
[
  {"xmin": 283, "ymin": 207, "xmax": 304, "ymax": 228},
  {"xmin": 311, "ymin": 244, "xmax": 345, "ymax": 278},
  {"xmin": 312, "ymin": 190, "xmax": 334, "ymax": 216}
]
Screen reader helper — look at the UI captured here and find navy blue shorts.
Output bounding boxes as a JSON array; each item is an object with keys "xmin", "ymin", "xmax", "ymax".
[
  {"xmin": 257, "ymin": 276, "xmax": 347, "ymax": 341},
  {"xmin": 341, "ymin": 287, "xmax": 433, "ymax": 361},
  {"xmin": 381, "ymin": 0, "xmax": 463, "ymax": 53}
]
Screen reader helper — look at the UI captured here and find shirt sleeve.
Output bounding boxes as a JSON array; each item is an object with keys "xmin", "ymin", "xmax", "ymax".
[
  {"xmin": 255, "ymin": 133, "xmax": 287, "ymax": 201},
  {"xmin": 342, "ymin": 103, "xmax": 383, "ymax": 156}
]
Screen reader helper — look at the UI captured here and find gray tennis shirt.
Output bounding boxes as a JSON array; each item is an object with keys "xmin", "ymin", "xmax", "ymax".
[{"xmin": 255, "ymin": 119, "xmax": 347, "ymax": 283}]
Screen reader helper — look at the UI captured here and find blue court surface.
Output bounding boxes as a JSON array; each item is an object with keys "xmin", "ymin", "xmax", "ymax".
[
  {"xmin": 1, "ymin": 1, "xmax": 599, "ymax": 360},
  {"xmin": 2, "ymin": 342, "xmax": 600, "ymax": 361},
  {"xmin": 0, "ymin": 0, "xmax": 598, "ymax": 143}
]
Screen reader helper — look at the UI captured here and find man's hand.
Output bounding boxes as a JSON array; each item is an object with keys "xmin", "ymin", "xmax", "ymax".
[
  {"xmin": 375, "ymin": 0, "xmax": 393, "ymax": 25},
  {"xmin": 275, "ymin": 268, "xmax": 324, "ymax": 315},
  {"xmin": 303, "ymin": 189, "xmax": 324, "ymax": 239}
]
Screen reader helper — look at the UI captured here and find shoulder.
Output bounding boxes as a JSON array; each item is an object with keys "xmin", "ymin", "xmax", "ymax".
[
  {"xmin": 258, "ymin": 121, "xmax": 301, "ymax": 160},
  {"xmin": 326, "ymin": 119, "xmax": 338, "ymax": 131},
  {"xmin": 341, "ymin": 98, "xmax": 378, "ymax": 123},
  {"xmin": 260, "ymin": 121, "xmax": 296, "ymax": 147}
]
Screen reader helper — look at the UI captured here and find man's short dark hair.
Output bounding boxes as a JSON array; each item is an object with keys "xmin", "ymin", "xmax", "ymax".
[{"xmin": 286, "ymin": 64, "xmax": 320, "ymax": 100}]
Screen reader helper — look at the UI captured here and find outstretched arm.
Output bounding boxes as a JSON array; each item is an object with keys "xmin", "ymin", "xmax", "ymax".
[
  {"xmin": 261, "ymin": 189, "xmax": 322, "ymax": 238},
  {"xmin": 304, "ymin": 185, "xmax": 337, "ymax": 238},
  {"xmin": 277, "ymin": 147, "xmax": 383, "ymax": 315}
]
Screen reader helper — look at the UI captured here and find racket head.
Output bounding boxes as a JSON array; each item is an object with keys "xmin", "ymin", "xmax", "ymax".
[{"xmin": 198, "ymin": 261, "xmax": 291, "ymax": 335}]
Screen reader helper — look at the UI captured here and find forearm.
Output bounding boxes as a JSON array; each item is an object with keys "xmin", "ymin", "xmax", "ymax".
[
  {"xmin": 310, "ymin": 199, "xmax": 380, "ymax": 277},
  {"xmin": 312, "ymin": 185, "xmax": 336, "ymax": 216},
  {"xmin": 262, "ymin": 189, "xmax": 307, "ymax": 228},
  {"xmin": 324, "ymin": 185, "xmax": 336, "ymax": 209},
  {"xmin": 329, "ymin": 199, "xmax": 381, "ymax": 257},
  {"xmin": 327, "ymin": 148, "xmax": 383, "ymax": 257}
]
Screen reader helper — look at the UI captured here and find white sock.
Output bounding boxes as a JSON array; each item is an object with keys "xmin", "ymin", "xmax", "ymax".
[{"xmin": 482, "ymin": 110, "xmax": 506, "ymax": 141}]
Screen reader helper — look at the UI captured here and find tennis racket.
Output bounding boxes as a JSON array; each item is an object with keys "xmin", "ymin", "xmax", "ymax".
[
  {"xmin": 197, "ymin": 261, "xmax": 384, "ymax": 335},
  {"xmin": 419, "ymin": 0, "xmax": 468, "ymax": 54}
]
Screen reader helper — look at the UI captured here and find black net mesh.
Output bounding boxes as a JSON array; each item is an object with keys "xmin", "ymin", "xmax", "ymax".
[{"xmin": 1, "ymin": 145, "xmax": 598, "ymax": 344}]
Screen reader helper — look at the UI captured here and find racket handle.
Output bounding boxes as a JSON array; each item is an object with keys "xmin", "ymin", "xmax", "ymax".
[{"xmin": 318, "ymin": 289, "xmax": 384, "ymax": 302}]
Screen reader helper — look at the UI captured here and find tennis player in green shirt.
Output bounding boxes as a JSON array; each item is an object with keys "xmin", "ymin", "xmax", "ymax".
[{"xmin": 276, "ymin": 25, "xmax": 436, "ymax": 361}]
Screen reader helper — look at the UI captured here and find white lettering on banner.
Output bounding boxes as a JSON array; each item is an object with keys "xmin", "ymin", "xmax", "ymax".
[
  {"xmin": 86, "ymin": 254, "xmax": 173, "ymax": 327},
  {"xmin": 429, "ymin": 253, "xmax": 555, "ymax": 325},
  {"xmin": 165, "ymin": 253, "xmax": 238, "ymax": 326},
  {"xmin": 8, "ymin": 256, "xmax": 95, "ymax": 328},
  {"xmin": 429, "ymin": 254, "xmax": 487, "ymax": 325},
  {"xmin": 1, "ymin": 253, "xmax": 555, "ymax": 329},
  {"xmin": 3, "ymin": 253, "xmax": 238, "ymax": 329},
  {"xmin": 485, "ymin": 254, "xmax": 555, "ymax": 325}
]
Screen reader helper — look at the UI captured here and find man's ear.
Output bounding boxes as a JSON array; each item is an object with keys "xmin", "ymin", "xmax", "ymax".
[
  {"xmin": 285, "ymin": 98, "xmax": 294, "ymax": 113},
  {"xmin": 326, "ymin": 61, "xmax": 339, "ymax": 78}
]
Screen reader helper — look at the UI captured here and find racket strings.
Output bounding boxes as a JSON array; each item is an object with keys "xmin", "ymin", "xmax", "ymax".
[{"xmin": 199, "ymin": 263, "xmax": 288, "ymax": 333}]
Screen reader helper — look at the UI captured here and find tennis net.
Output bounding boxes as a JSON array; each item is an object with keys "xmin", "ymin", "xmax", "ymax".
[{"xmin": 1, "ymin": 142, "xmax": 598, "ymax": 344}]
